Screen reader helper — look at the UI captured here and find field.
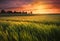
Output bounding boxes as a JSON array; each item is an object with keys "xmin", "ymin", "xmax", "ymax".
[{"xmin": 0, "ymin": 14, "xmax": 60, "ymax": 41}]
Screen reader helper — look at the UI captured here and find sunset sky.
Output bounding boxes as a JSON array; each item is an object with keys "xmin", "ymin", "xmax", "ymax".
[{"xmin": 0, "ymin": 0, "xmax": 60, "ymax": 14}]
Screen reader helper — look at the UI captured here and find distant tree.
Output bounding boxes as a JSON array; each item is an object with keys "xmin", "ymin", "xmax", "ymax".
[
  {"xmin": 1, "ymin": 9, "xmax": 6, "ymax": 13},
  {"xmin": 22, "ymin": 11, "xmax": 27, "ymax": 14},
  {"xmin": 7, "ymin": 11, "xmax": 13, "ymax": 13},
  {"xmin": 30, "ymin": 11, "xmax": 32, "ymax": 14},
  {"xmin": 14, "ymin": 11, "xmax": 17, "ymax": 13},
  {"xmin": 17, "ymin": 11, "xmax": 21, "ymax": 14},
  {"xmin": 24, "ymin": 12, "xmax": 27, "ymax": 14}
]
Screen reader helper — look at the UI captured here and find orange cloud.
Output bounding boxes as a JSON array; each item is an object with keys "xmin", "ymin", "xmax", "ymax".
[{"xmin": 19, "ymin": 2, "xmax": 60, "ymax": 14}]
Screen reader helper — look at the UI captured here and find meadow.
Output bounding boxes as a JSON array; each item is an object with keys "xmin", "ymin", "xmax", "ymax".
[{"xmin": 0, "ymin": 14, "xmax": 60, "ymax": 41}]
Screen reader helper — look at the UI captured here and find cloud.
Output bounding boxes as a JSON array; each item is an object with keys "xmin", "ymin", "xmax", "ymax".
[
  {"xmin": 0, "ymin": 0, "xmax": 33, "ymax": 9},
  {"xmin": 0, "ymin": 0, "xmax": 60, "ymax": 9},
  {"xmin": 52, "ymin": 0, "xmax": 60, "ymax": 9},
  {"xmin": 33, "ymin": 0, "xmax": 60, "ymax": 9}
]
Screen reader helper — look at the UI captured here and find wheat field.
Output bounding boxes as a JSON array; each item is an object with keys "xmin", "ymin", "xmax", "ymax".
[{"xmin": 0, "ymin": 15, "xmax": 60, "ymax": 41}]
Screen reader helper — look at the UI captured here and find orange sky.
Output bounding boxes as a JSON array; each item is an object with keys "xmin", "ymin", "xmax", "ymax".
[
  {"xmin": 0, "ymin": 0, "xmax": 60, "ymax": 14},
  {"xmin": 5, "ymin": 2, "xmax": 60, "ymax": 14},
  {"xmin": 23, "ymin": 2, "xmax": 60, "ymax": 14}
]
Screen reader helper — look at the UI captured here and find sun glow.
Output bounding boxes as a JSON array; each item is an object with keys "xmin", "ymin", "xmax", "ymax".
[
  {"xmin": 30, "ymin": 4, "xmax": 53, "ymax": 14},
  {"xmin": 20, "ymin": 3, "xmax": 60, "ymax": 14}
]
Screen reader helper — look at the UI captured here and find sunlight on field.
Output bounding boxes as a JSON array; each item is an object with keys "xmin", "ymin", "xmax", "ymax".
[{"xmin": 0, "ymin": 15, "xmax": 60, "ymax": 22}]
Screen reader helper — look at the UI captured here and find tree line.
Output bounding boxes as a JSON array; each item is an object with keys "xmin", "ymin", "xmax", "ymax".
[{"xmin": 0, "ymin": 9, "xmax": 32, "ymax": 15}]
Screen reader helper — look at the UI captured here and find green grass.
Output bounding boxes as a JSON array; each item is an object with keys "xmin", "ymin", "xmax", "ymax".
[{"xmin": 0, "ymin": 15, "xmax": 60, "ymax": 41}]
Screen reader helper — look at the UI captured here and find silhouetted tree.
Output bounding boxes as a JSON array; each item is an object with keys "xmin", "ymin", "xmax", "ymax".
[
  {"xmin": 22, "ymin": 11, "xmax": 27, "ymax": 15},
  {"xmin": 17, "ymin": 11, "xmax": 21, "ymax": 14},
  {"xmin": 1, "ymin": 9, "xmax": 6, "ymax": 13},
  {"xmin": 7, "ymin": 11, "xmax": 12, "ymax": 13},
  {"xmin": 24, "ymin": 12, "xmax": 27, "ymax": 14},
  {"xmin": 14, "ymin": 11, "xmax": 17, "ymax": 13},
  {"xmin": 30, "ymin": 11, "xmax": 32, "ymax": 14}
]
